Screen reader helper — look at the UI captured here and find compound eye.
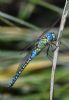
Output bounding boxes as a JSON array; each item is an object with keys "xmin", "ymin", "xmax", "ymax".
[
  {"xmin": 45, "ymin": 32, "xmax": 53, "ymax": 41},
  {"xmin": 52, "ymin": 33, "xmax": 56, "ymax": 41},
  {"xmin": 48, "ymin": 35, "xmax": 53, "ymax": 41}
]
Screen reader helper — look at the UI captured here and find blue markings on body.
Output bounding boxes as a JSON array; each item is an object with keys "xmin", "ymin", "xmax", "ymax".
[
  {"xmin": 45, "ymin": 32, "xmax": 56, "ymax": 41},
  {"xmin": 31, "ymin": 50, "xmax": 37, "ymax": 58}
]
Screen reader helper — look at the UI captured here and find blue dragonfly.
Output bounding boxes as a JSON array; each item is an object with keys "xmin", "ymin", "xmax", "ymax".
[{"xmin": 8, "ymin": 19, "xmax": 59, "ymax": 88}]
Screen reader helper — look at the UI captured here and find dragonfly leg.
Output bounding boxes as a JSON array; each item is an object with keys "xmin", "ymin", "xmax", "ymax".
[{"xmin": 51, "ymin": 41, "xmax": 61, "ymax": 52}]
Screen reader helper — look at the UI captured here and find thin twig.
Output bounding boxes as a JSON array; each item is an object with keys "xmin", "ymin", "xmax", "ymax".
[{"xmin": 50, "ymin": 0, "xmax": 69, "ymax": 100}]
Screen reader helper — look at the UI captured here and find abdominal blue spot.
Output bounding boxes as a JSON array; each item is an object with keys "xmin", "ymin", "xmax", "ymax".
[{"xmin": 31, "ymin": 50, "xmax": 37, "ymax": 58}]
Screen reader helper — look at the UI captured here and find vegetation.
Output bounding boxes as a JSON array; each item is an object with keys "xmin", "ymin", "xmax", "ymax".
[{"xmin": 0, "ymin": 0, "xmax": 69, "ymax": 100}]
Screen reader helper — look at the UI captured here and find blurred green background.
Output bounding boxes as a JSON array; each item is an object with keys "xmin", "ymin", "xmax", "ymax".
[{"xmin": 0, "ymin": 0, "xmax": 69, "ymax": 100}]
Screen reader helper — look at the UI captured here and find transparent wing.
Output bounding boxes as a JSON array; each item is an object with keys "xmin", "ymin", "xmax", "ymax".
[
  {"xmin": 46, "ymin": 44, "xmax": 54, "ymax": 61},
  {"xmin": 0, "ymin": 18, "xmax": 60, "ymax": 68},
  {"xmin": 46, "ymin": 39, "xmax": 69, "ymax": 62},
  {"xmin": 20, "ymin": 17, "xmax": 60, "ymax": 52}
]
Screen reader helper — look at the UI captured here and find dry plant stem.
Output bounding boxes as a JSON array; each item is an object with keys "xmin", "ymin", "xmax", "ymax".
[{"xmin": 50, "ymin": 0, "xmax": 69, "ymax": 100}]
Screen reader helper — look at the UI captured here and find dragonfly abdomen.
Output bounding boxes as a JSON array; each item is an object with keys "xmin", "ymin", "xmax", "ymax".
[{"xmin": 8, "ymin": 56, "xmax": 32, "ymax": 88}]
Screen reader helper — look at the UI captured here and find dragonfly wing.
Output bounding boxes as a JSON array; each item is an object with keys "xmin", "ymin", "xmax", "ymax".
[
  {"xmin": 20, "ymin": 17, "xmax": 60, "ymax": 52},
  {"xmin": 46, "ymin": 45, "xmax": 53, "ymax": 61}
]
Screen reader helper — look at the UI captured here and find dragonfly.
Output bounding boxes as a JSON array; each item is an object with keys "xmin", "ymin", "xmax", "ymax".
[{"xmin": 8, "ymin": 19, "xmax": 59, "ymax": 88}]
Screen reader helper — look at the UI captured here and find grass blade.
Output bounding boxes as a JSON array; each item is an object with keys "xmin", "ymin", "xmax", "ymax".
[{"xmin": 0, "ymin": 11, "xmax": 40, "ymax": 31}]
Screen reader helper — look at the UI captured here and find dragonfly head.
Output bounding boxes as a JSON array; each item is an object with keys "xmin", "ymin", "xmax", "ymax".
[{"xmin": 45, "ymin": 32, "xmax": 56, "ymax": 42}]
